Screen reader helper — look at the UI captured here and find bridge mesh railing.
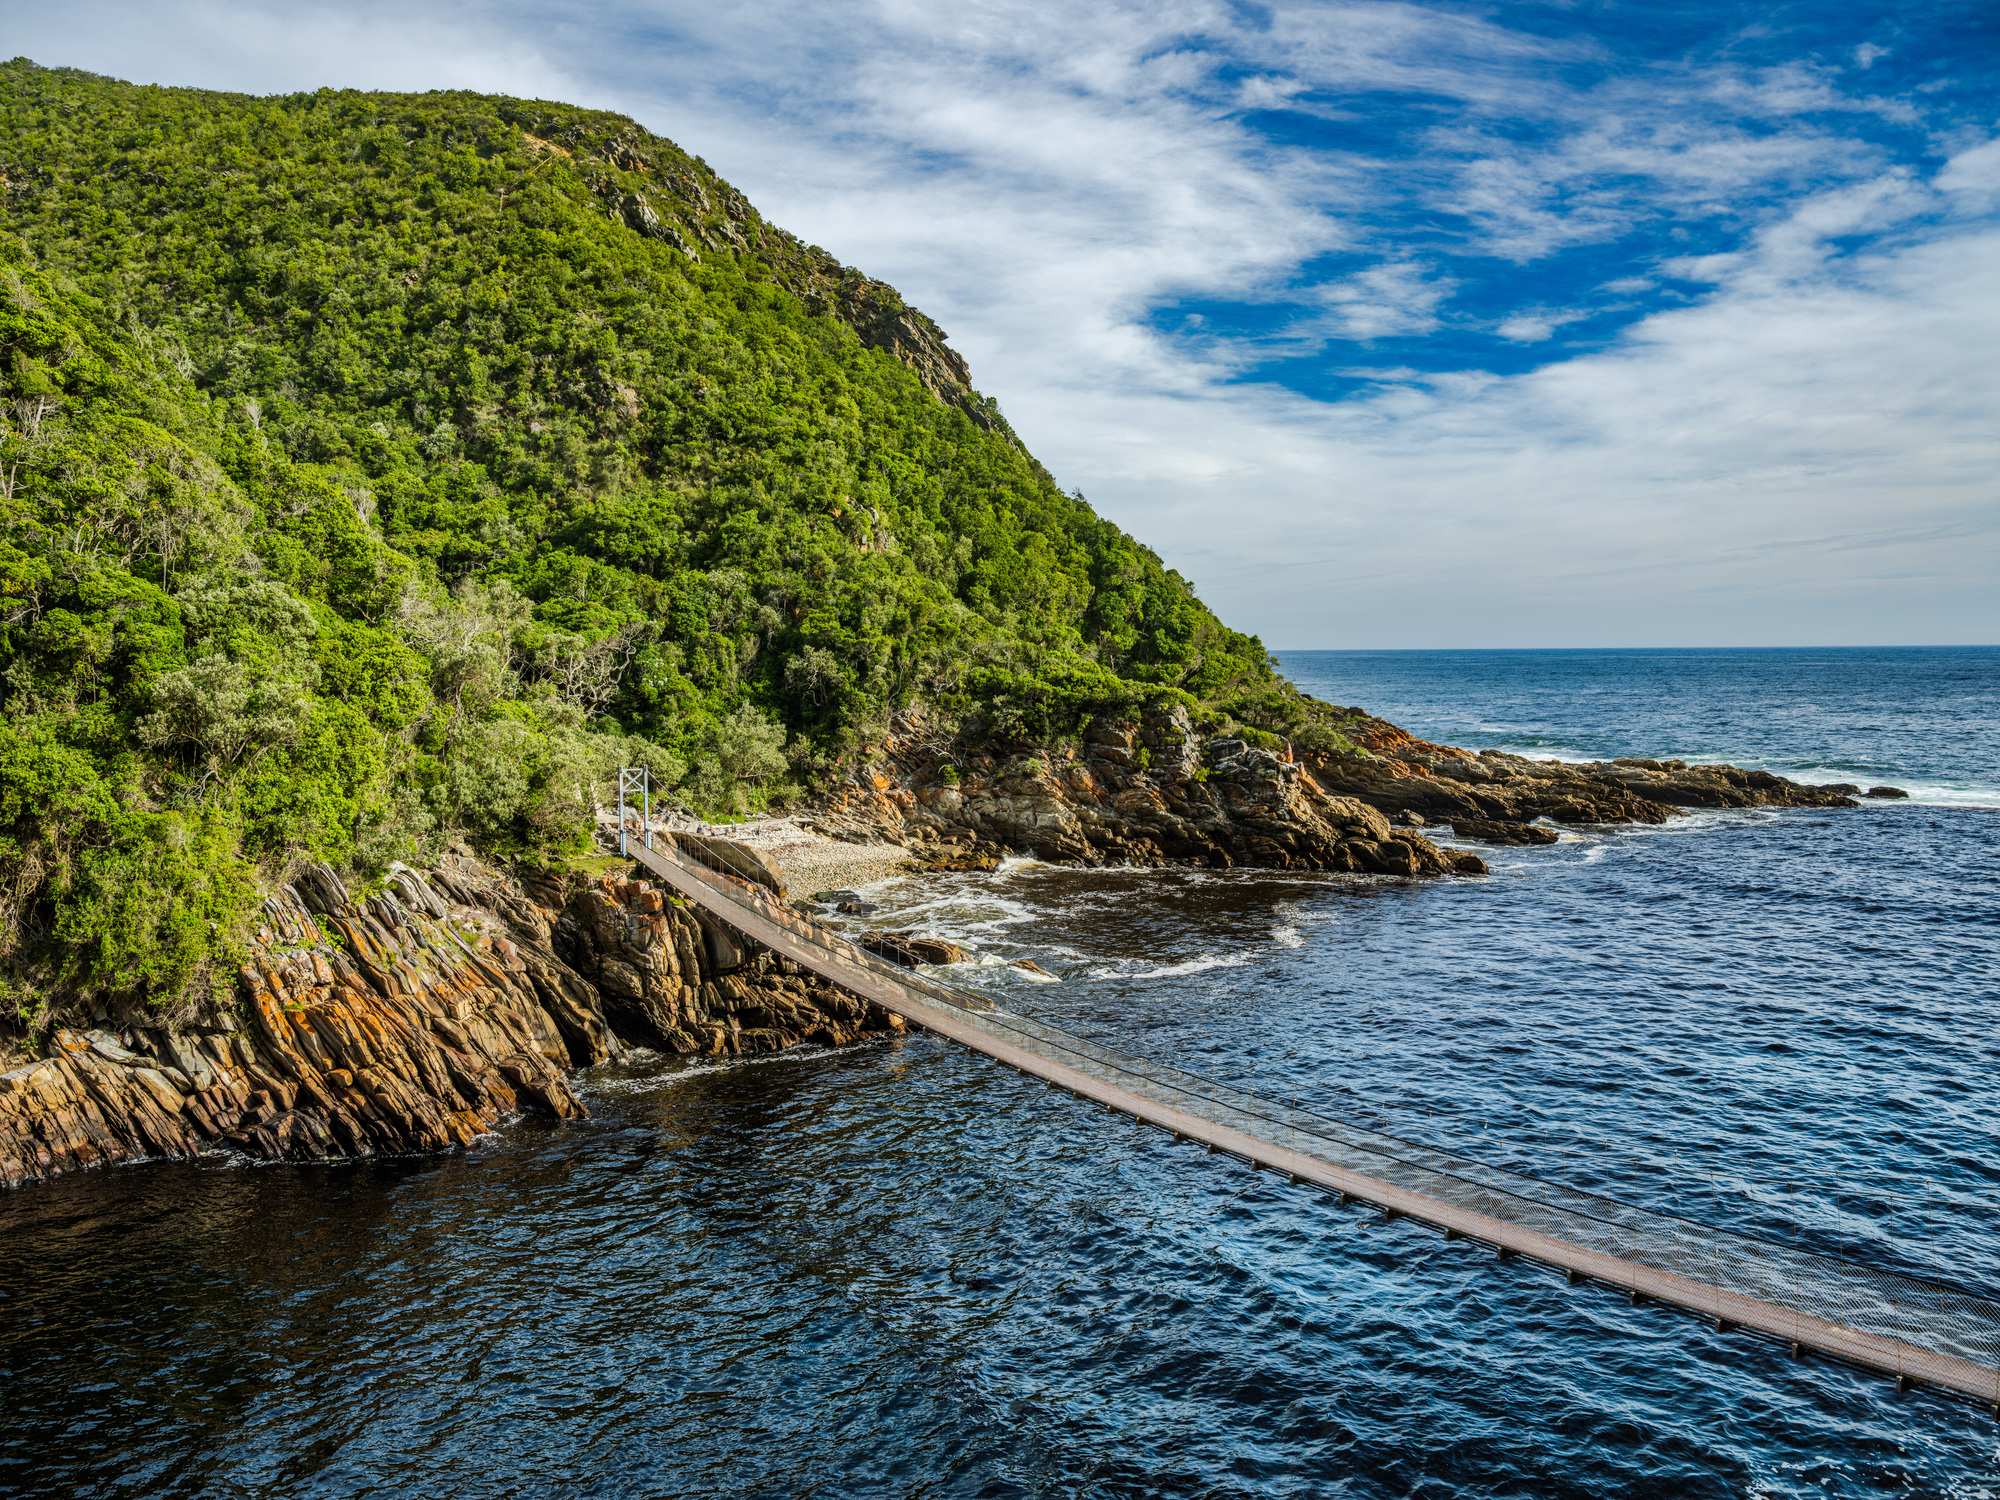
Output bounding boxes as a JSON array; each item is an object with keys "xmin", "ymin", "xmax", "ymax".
[{"xmin": 616, "ymin": 816, "xmax": 2000, "ymax": 1396}]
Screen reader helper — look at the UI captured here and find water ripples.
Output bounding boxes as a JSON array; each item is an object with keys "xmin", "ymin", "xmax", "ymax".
[{"xmin": 5, "ymin": 647, "xmax": 1999, "ymax": 1494}]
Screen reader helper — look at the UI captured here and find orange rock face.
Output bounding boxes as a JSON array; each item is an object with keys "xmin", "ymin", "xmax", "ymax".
[{"xmin": 0, "ymin": 856, "xmax": 900, "ymax": 1190}]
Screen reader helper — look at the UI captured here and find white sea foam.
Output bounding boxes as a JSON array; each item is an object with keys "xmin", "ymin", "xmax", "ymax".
[
  {"xmin": 582, "ymin": 1042, "xmax": 865, "ymax": 1099},
  {"xmin": 1089, "ymin": 952, "xmax": 1255, "ymax": 981},
  {"xmin": 1035, "ymin": 943, "xmax": 1095, "ymax": 960},
  {"xmin": 1005, "ymin": 964, "xmax": 1064, "ymax": 985},
  {"xmin": 1782, "ymin": 773, "xmax": 2000, "ymax": 809}
]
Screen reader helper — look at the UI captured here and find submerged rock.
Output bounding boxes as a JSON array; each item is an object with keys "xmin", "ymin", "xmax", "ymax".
[
  {"xmin": 1451, "ymin": 819, "xmax": 1561, "ymax": 847},
  {"xmin": 857, "ymin": 931, "xmax": 969, "ymax": 967}
]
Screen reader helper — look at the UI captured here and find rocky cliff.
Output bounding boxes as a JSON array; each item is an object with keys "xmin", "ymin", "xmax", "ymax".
[
  {"xmin": 811, "ymin": 700, "xmax": 1862, "ymax": 872},
  {"xmin": 0, "ymin": 698, "xmax": 1872, "ymax": 1192},
  {"xmin": 0, "ymin": 856, "xmax": 901, "ymax": 1190},
  {"xmin": 813, "ymin": 701, "xmax": 1488, "ymax": 878}
]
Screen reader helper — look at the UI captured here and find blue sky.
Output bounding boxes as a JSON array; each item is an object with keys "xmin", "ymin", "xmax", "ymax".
[
  {"xmin": 15, "ymin": 1, "xmax": 2000, "ymax": 647},
  {"xmin": 1172, "ymin": 2, "xmax": 2000, "ymax": 396}
]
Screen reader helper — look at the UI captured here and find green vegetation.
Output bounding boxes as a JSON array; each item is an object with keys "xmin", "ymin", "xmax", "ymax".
[{"xmin": 0, "ymin": 59, "xmax": 1347, "ymax": 1018}]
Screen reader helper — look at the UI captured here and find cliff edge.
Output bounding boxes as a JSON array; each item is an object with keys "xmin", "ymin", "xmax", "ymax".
[
  {"xmin": 0, "ymin": 856, "xmax": 902, "ymax": 1190},
  {"xmin": 809, "ymin": 701, "xmax": 1860, "ymax": 873}
]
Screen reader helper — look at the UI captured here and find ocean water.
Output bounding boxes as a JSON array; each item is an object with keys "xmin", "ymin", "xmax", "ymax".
[
  {"xmin": 4, "ymin": 647, "xmax": 1998, "ymax": 1497},
  {"xmin": 1281, "ymin": 645, "xmax": 2000, "ymax": 807}
]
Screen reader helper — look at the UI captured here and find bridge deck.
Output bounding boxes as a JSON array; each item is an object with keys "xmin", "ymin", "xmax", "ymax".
[{"xmin": 621, "ymin": 837, "xmax": 2000, "ymax": 1412}]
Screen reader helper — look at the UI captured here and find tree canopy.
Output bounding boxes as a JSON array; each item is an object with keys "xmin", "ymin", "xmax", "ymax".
[{"xmin": 0, "ymin": 59, "xmax": 1335, "ymax": 1017}]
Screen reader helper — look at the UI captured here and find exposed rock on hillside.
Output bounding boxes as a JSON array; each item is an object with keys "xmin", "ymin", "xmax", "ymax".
[
  {"xmin": 813, "ymin": 702, "xmax": 1489, "ymax": 878},
  {"xmin": 0, "ymin": 857, "xmax": 900, "ymax": 1190},
  {"xmin": 810, "ymin": 701, "xmax": 1861, "ymax": 873},
  {"xmin": 505, "ymin": 106, "xmax": 1002, "ymax": 433}
]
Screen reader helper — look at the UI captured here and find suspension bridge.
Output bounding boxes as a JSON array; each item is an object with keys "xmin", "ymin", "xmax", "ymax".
[{"xmin": 610, "ymin": 807, "xmax": 2000, "ymax": 1415}]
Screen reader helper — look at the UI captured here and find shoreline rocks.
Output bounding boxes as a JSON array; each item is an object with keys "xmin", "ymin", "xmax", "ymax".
[
  {"xmin": 1450, "ymin": 819, "xmax": 1561, "ymax": 847},
  {"xmin": 856, "ymin": 932, "xmax": 970, "ymax": 968},
  {"xmin": 813, "ymin": 702, "xmax": 1490, "ymax": 879},
  {"xmin": 808, "ymin": 702, "xmax": 1863, "ymax": 878},
  {"xmin": 0, "ymin": 855, "xmax": 903, "ymax": 1191},
  {"xmin": 1307, "ymin": 720, "xmax": 1860, "ymax": 826},
  {"xmin": 1, "ymin": 702, "xmax": 1893, "ymax": 1193}
]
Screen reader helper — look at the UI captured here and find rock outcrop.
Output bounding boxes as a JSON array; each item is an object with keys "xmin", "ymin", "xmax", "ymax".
[
  {"xmin": 814, "ymin": 701, "xmax": 1489, "ymax": 878},
  {"xmin": 856, "ymin": 932, "xmax": 971, "ymax": 968},
  {"xmin": 1450, "ymin": 819, "xmax": 1561, "ymax": 847},
  {"xmin": 812, "ymin": 701, "xmax": 1861, "ymax": 875},
  {"xmin": 0, "ymin": 856, "xmax": 901, "ymax": 1190},
  {"xmin": 557, "ymin": 873, "xmax": 895, "ymax": 1054},
  {"xmin": 1307, "ymin": 717, "xmax": 1860, "ymax": 825}
]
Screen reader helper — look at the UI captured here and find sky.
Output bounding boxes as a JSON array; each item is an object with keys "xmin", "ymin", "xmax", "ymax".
[{"xmin": 13, "ymin": 1, "xmax": 2000, "ymax": 647}]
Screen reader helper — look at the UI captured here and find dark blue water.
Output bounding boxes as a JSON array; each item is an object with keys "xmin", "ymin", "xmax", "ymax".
[
  {"xmin": 1278, "ymin": 646, "xmax": 2000, "ymax": 808},
  {"xmin": 4, "ymin": 648, "xmax": 1997, "ymax": 1496}
]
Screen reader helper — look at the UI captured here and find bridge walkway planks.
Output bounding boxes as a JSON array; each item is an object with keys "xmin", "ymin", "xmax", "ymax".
[{"xmin": 619, "ymin": 836, "xmax": 2000, "ymax": 1413}]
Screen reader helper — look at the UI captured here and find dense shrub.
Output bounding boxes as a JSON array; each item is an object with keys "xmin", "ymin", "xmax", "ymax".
[{"xmin": 0, "ymin": 59, "xmax": 1349, "ymax": 1018}]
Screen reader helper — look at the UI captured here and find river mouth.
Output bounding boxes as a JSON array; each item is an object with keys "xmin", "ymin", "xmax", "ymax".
[
  {"xmin": 832, "ymin": 803, "xmax": 2000, "ymax": 1292},
  {"xmin": 7, "ymin": 645, "xmax": 1999, "ymax": 1495},
  {"xmin": 5, "ymin": 798, "xmax": 1995, "ymax": 1496}
]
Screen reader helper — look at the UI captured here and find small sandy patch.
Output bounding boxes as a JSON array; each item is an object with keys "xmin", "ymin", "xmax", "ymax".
[
  {"xmin": 604, "ymin": 811, "xmax": 913, "ymax": 896},
  {"xmin": 721, "ymin": 818, "xmax": 914, "ymax": 894}
]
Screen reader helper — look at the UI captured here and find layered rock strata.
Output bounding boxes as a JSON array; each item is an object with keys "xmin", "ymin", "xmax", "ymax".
[
  {"xmin": 0, "ymin": 857, "xmax": 900, "ymax": 1190},
  {"xmin": 557, "ymin": 871, "xmax": 895, "ymax": 1054},
  {"xmin": 814, "ymin": 702, "xmax": 1488, "ymax": 878},
  {"xmin": 814, "ymin": 701, "xmax": 1860, "ymax": 874}
]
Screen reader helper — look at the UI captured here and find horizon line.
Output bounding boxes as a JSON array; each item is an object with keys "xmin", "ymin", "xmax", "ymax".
[{"xmin": 1268, "ymin": 643, "xmax": 2000, "ymax": 654}]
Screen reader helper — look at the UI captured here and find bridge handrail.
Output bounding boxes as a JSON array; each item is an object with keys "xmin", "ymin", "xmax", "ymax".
[{"xmin": 616, "ymin": 824, "xmax": 2000, "ymax": 1409}]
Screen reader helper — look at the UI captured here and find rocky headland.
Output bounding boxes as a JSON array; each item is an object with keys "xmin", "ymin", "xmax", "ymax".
[
  {"xmin": 1, "ymin": 698, "xmax": 1888, "ymax": 1194},
  {"xmin": 0, "ymin": 855, "xmax": 902, "ymax": 1190},
  {"xmin": 810, "ymin": 701, "xmax": 1867, "ymax": 873}
]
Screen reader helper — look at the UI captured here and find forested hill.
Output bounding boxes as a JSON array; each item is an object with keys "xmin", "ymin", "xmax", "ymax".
[{"xmin": 0, "ymin": 59, "xmax": 1343, "ymax": 1017}]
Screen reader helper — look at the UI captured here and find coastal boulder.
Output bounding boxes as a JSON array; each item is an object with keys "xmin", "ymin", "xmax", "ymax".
[
  {"xmin": 1451, "ymin": 819, "xmax": 1560, "ymax": 846},
  {"xmin": 856, "ymin": 930, "xmax": 968, "ymax": 966}
]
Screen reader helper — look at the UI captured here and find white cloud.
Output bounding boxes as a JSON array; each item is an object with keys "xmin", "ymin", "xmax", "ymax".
[
  {"xmin": 18, "ymin": 0, "xmax": 586, "ymax": 99},
  {"xmin": 1494, "ymin": 308, "xmax": 1587, "ymax": 342},
  {"xmin": 12, "ymin": 0, "xmax": 1998, "ymax": 646},
  {"xmin": 1041, "ymin": 189, "xmax": 2000, "ymax": 647},
  {"xmin": 1307, "ymin": 262, "xmax": 1454, "ymax": 341},
  {"xmin": 1937, "ymin": 139, "xmax": 2000, "ymax": 211}
]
